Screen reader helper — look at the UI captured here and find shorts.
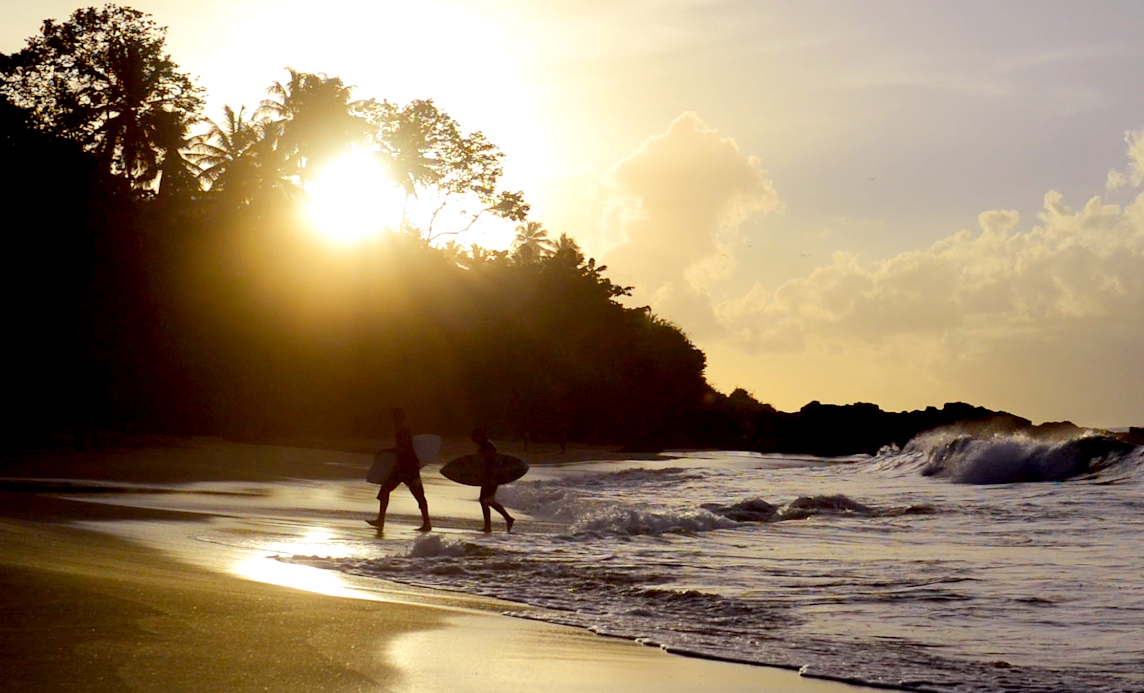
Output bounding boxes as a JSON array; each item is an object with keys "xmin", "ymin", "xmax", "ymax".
[{"xmin": 379, "ymin": 470, "xmax": 424, "ymax": 498}]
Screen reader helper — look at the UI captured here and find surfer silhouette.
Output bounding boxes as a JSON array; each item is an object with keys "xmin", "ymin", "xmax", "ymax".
[
  {"xmin": 472, "ymin": 427, "xmax": 514, "ymax": 533},
  {"xmin": 370, "ymin": 408, "xmax": 431, "ymax": 532}
]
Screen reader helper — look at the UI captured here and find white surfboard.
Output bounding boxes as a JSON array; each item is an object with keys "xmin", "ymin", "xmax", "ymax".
[{"xmin": 367, "ymin": 434, "xmax": 442, "ymax": 484}]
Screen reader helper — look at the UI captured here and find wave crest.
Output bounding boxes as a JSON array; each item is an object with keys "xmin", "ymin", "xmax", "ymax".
[
  {"xmin": 889, "ymin": 432, "xmax": 1142, "ymax": 484},
  {"xmin": 571, "ymin": 507, "xmax": 736, "ymax": 536}
]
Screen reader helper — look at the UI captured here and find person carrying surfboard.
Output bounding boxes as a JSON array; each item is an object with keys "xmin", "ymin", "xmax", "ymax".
[
  {"xmin": 370, "ymin": 408, "xmax": 431, "ymax": 532},
  {"xmin": 471, "ymin": 427, "xmax": 514, "ymax": 533}
]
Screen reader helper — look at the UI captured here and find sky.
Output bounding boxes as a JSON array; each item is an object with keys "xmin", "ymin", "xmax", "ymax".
[{"xmin": 5, "ymin": 0, "xmax": 1144, "ymax": 427}]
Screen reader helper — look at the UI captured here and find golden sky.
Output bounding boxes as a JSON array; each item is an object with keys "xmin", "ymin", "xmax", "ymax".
[{"xmin": 6, "ymin": 1, "xmax": 1144, "ymax": 427}]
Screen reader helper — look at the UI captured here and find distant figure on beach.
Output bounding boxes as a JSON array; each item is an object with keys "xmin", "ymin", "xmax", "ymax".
[
  {"xmin": 472, "ymin": 427, "xmax": 514, "ymax": 533},
  {"xmin": 370, "ymin": 408, "xmax": 431, "ymax": 532}
]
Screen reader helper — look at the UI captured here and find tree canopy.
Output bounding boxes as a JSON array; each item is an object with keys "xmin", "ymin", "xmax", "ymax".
[
  {"xmin": 1, "ymin": 5, "xmax": 728, "ymax": 448},
  {"xmin": 356, "ymin": 97, "xmax": 529, "ymax": 239},
  {"xmin": 0, "ymin": 5, "xmax": 203, "ymax": 189}
]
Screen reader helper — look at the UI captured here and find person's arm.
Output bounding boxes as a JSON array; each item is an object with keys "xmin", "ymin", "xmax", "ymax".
[{"xmin": 396, "ymin": 427, "xmax": 417, "ymax": 461}]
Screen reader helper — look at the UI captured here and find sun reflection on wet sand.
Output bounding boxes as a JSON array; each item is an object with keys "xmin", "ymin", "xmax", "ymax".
[
  {"xmin": 231, "ymin": 554, "xmax": 359, "ymax": 597},
  {"xmin": 228, "ymin": 525, "xmax": 364, "ymax": 597},
  {"xmin": 262, "ymin": 526, "xmax": 347, "ymax": 557}
]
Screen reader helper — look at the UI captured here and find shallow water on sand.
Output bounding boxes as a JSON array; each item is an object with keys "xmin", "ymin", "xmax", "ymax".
[{"xmin": 72, "ymin": 437, "xmax": 1144, "ymax": 693}]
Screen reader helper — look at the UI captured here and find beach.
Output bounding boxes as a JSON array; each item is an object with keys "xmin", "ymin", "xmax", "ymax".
[{"xmin": 0, "ymin": 438, "xmax": 869, "ymax": 693}]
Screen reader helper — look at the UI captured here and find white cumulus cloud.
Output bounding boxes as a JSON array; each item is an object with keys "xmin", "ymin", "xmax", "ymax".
[{"xmin": 601, "ymin": 112, "xmax": 783, "ymax": 334}]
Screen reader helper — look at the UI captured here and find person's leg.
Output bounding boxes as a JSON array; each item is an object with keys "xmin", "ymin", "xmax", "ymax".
[
  {"xmin": 489, "ymin": 500, "xmax": 514, "ymax": 532},
  {"xmin": 479, "ymin": 485, "xmax": 495, "ymax": 532},
  {"xmin": 371, "ymin": 491, "xmax": 390, "ymax": 528},
  {"xmin": 371, "ymin": 475, "xmax": 401, "ymax": 528},
  {"xmin": 407, "ymin": 477, "xmax": 431, "ymax": 531}
]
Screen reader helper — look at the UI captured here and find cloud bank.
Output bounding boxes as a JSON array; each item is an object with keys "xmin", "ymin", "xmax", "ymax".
[
  {"xmin": 725, "ymin": 194, "xmax": 1144, "ymax": 353},
  {"xmin": 720, "ymin": 189, "xmax": 1144, "ymax": 424},
  {"xmin": 550, "ymin": 117, "xmax": 1144, "ymax": 426}
]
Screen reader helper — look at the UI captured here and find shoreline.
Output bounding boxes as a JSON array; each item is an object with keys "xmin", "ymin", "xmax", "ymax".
[
  {"xmin": 0, "ymin": 440, "xmax": 876, "ymax": 692},
  {"xmin": 0, "ymin": 433, "xmax": 674, "ymax": 484},
  {"xmin": 0, "ymin": 516, "xmax": 438, "ymax": 692}
]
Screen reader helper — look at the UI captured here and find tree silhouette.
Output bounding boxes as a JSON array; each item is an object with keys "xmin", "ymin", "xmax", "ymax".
[
  {"xmin": 512, "ymin": 221, "xmax": 555, "ymax": 264},
  {"xmin": 551, "ymin": 232, "xmax": 585, "ymax": 267},
  {"xmin": 0, "ymin": 5, "xmax": 203, "ymax": 189},
  {"xmin": 356, "ymin": 98, "xmax": 529, "ymax": 240},
  {"xmin": 4, "ymin": 9, "xmax": 725, "ymax": 447},
  {"xmin": 438, "ymin": 240, "xmax": 467, "ymax": 266},
  {"xmin": 190, "ymin": 105, "xmax": 272, "ymax": 203},
  {"xmin": 153, "ymin": 108, "xmax": 202, "ymax": 200},
  {"xmin": 260, "ymin": 68, "xmax": 363, "ymax": 182},
  {"xmin": 462, "ymin": 243, "xmax": 500, "ymax": 268}
]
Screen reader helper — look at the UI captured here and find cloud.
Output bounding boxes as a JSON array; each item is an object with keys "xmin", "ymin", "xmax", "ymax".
[
  {"xmin": 1107, "ymin": 168, "xmax": 1128, "ymax": 191},
  {"xmin": 725, "ymin": 191, "xmax": 1144, "ymax": 348},
  {"xmin": 1105, "ymin": 127, "xmax": 1144, "ymax": 190},
  {"xmin": 539, "ymin": 114, "xmax": 1144, "ymax": 424},
  {"xmin": 715, "ymin": 186, "xmax": 1144, "ymax": 424},
  {"xmin": 600, "ymin": 112, "xmax": 782, "ymax": 334}
]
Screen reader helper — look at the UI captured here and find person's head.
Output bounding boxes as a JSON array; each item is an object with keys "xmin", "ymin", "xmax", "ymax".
[
  {"xmin": 470, "ymin": 426, "xmax": 487, "ymax": 443},
  {"xmin": 392, "ymin": 407, "xmax": 406, "ymax": 425}
]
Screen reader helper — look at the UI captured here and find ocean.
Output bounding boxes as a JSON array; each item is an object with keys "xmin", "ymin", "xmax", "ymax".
[{"xmin": 77, "ymin": 433, "xmax": 1144, "ymax": 692}]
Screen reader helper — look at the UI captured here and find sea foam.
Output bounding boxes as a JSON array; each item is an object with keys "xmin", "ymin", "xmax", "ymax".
[{"xmin": 887, "ymin": 431, "xmax": 1142, "ymax": 484}]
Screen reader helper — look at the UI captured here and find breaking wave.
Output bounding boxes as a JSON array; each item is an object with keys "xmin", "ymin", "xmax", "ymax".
[
  {"xmin": 874, "ymin": 432, "xmax": 1143, "ymax": 484},
  {"xmin": 278, "ymin": 448, "xmax": 1144, "ymax": 693},
  {"xmin": 500, "ymin": 472, "xmax": 933, "ymax": 536}
]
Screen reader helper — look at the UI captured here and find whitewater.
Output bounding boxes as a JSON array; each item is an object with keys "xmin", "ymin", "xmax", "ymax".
[{"xmin": 75, "ymin": 433, "xmax": 1144, "ymax": 692}]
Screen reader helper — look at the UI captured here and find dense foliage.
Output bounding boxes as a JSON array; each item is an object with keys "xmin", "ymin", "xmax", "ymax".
[
  {"xmin": 0, "ymin": 5, "xmax": 203, "ymax": 189},
  {"xmin": 1, "ymin": 5, "xmax": 714, "ymax": 446}
]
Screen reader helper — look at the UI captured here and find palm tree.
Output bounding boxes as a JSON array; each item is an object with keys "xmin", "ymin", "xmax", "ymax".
[
  {"xmin": 551, "ymin": 233, "xmax": 585, "ymax": 267},
  {"xmin": 439, "ymin": 240, "xmax": 466, "ymax": 266},
  {"xmin": 191, "ymin": 105, "xmax": 256, "ymax": 187},
  {"xmin": 259, "ymin": 68, "xmax": 364, "ymax": 182},
  {"xmin": 512, "ymin": 221, "xmax": 555, "ymax": 264},
  {"xmin": 91, "ymin": 38, "xmax": 204, "ymax": 188},
  {"xmin": 189, "ymin": 104, "xmax": 286, "ymax": 203},
  {"xmin": 152, "ymin": 108, "xmax": 202, "ymax": 200},
  {"xmin": 463, "ymin": 243, "xmax": 509, "ymax": 268},
  {"xmin": 258, "ymin": 67, "xmax": 306, "ymax": 122},
  {"xmin": 464, "ymin": 243, "xmax": 490, "ymax": 267}
]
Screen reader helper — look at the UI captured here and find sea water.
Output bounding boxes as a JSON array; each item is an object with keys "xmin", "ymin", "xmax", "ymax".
[
  {"xmin": 71, "ymin": 434, "xmax": 1144, "ymax": 692},
  {"xmin": 290, "ymin": 434, "xmax": 1144, "ymax": 693}
]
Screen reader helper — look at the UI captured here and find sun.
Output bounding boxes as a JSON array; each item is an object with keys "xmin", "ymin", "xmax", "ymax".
[{"xmin": 304, "ymin": 150, "xmax": 406, "ymax": 242}]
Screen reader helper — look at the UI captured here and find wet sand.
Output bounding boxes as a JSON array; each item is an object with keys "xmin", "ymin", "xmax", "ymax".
[{"xmin": 0, "ymin": 438, "xmax": 871, "ymax": 692}]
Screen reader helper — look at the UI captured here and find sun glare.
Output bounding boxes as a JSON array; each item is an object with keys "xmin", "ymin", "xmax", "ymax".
[{"xmin": 305, "ymin": 150, "xmax": 406, "ymax": 243}]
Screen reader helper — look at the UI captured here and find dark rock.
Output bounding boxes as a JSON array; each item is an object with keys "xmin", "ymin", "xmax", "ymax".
[
  {"xmin": 1118, "ymin": 427, "xmax": 1144, "ymax": 446},
  {"xmin": 743, "ymin": 401, "xmax": 1111, "ymax": 457}
]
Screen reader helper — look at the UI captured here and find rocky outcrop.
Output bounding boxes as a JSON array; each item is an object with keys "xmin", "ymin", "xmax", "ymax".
[{"xmin": 746, "ymin": 401, "xmax": 1106, "ymax": 457}]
